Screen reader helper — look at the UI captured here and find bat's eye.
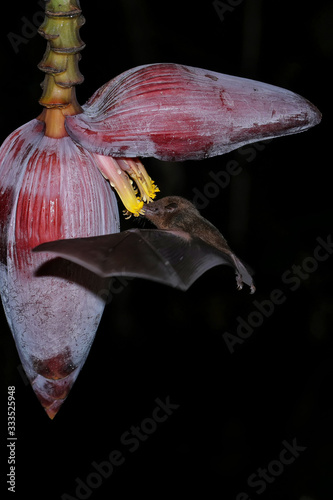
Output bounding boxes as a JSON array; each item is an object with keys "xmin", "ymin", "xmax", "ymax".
[{"xmin": 165, "ymin": 202, "xmax": 178, "ymax": 212}]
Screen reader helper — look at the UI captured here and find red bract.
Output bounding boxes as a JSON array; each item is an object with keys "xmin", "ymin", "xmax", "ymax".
[
  {"xmin": 66, "ymin": 63, "xmax": 321, "ymax": 161},
  {"xmin": 0, "ymin": 119, "xmax": 118, "ymax": 418}
]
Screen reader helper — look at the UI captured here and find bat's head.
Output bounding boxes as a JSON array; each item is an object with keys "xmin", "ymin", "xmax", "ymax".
[{"xmin": 143, "ymin": 196, "xmax": 199, "ymax": 230}]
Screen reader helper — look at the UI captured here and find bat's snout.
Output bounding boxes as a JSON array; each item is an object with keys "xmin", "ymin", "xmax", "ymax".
[
  {"xmin": 143, "ymin": 203, "xmax": 158, "ymax": 212},
  {"xmin": 143, "ymin": 204, "xmax": 160, "ymax": 217}
]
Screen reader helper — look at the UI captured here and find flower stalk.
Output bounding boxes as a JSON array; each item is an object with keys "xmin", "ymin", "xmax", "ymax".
[{"xmin": 38, "ymin": 0, "xmax": 85, "ymax": 136}]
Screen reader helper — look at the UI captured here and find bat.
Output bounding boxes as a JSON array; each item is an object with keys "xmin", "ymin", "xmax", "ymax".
[{"xmin": 33, "ymin": 196, "xmax": 255, "ymax": 293}]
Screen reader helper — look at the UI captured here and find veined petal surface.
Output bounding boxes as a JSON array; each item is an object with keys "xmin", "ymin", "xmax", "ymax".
[
  {"xmin": 66, "ymin": 63, "xmax": 321, "ymax": 161},
  {"xmin": 0, "ymin": 119, "xmax": 119, "ymax": 418}
]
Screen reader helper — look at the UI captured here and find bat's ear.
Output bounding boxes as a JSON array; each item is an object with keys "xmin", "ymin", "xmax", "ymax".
[{"xmin": 165, "ymin": 202, "xmax": 178, "ymax": 212}]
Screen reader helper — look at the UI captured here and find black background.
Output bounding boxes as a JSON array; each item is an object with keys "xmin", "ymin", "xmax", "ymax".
[{"xmin": 1, "ymin": 1, "xmax": 332, "ymax": 499}]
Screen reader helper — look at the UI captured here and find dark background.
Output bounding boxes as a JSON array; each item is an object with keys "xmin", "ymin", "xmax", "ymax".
[{"xmin": 1, "ymin": 1, "xmax": 332, "ymax": 499}]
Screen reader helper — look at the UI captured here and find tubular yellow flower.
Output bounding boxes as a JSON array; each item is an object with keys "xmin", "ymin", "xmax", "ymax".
[
  {"xmin": 116, "ymin": 158, "xmax": 160, "ymax": 203},
  {"xmin": 95, "ymin": 154, "xmax": 159, "ymax": 217}
]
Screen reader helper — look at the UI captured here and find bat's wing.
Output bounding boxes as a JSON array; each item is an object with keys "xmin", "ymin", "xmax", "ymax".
[{"xmin": 33, "ymin": 229, "xmax": 255, "ymax": 292}]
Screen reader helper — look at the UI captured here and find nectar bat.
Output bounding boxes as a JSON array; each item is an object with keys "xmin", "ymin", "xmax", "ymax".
[{"xmin": 33, "ymin": 196, "xmax": 255, "ymax": 293}]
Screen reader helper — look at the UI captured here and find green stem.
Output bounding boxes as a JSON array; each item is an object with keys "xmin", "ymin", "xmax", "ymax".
[{"xmin": 38, "ymin": 0, "xmax": 85, "ymax": 110}]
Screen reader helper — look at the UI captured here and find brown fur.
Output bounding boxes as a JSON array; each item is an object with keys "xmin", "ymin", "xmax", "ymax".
[{"xmin": 143, "ymin": 196, "xmax": 232, "ymax": 254}]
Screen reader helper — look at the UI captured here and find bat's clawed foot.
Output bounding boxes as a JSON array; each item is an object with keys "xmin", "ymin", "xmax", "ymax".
[
  {"xmin": 236, "ymin": 273, "xmax": 244, "ymax": 291},
  {"xmin": 236, "ymin": 273, "xmax": 256, "ymax": 294}
]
